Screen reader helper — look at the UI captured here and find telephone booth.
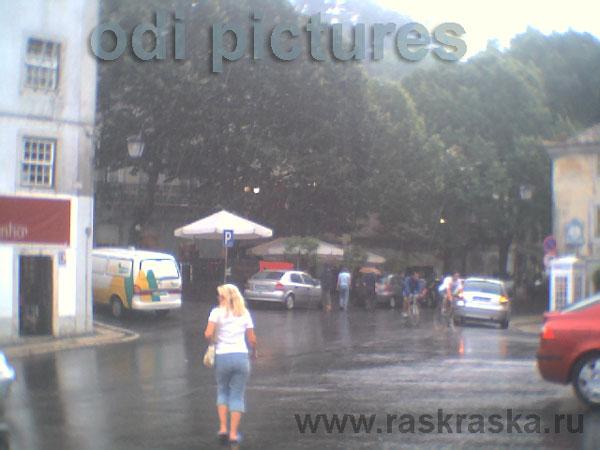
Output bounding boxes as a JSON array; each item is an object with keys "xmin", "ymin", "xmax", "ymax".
[{"xmin": 549, "ymin": 256, "xmax": 586, "ymax": 311}]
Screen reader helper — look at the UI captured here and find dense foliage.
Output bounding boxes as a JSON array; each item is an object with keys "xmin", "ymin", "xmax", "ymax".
[{"xmin": 96, "ymin": 0, "xmax": 600, "ymax": 273}]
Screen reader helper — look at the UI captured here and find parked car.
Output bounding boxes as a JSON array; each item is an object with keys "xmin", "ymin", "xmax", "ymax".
[
  {"xmin": 453, "ymin": 277, "xmax": 511, "ymax": 328},
  {"xmin": 537, "ymin": 294, "xmax": 600, "ymax": 407},
  {"xmin": 375, "ymin": 274, "xmax": 403, "ymax": 308},
  {"xmin": 92, "ymin": 248, "xmax": 182, "ymax": 318},
  {"xmin": 0, "ymin": 351, "xmax": 15, "ymax": 417},
  {"xmin": 244, "ymin": 270, "xmax": 321, "ymax": 309}
]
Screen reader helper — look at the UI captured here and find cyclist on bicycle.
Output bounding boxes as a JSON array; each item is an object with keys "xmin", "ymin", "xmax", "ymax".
[
  {"xmin": 440, "ymin": 272, "xmax": 461, "ymax": 313},
  {"xmin": 403, "ymin": 271, "xmax": 424, "ymax": 318}
]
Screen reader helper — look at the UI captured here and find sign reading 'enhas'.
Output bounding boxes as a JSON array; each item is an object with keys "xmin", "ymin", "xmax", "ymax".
[{"xmin": 0, "ymin": 197, "xmax": 70, "ymax": 245}]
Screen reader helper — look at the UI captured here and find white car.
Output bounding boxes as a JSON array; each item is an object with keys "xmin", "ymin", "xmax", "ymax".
[{"xmin": 454, "ymin": 277, "xmax": 511, "ymax": 328}]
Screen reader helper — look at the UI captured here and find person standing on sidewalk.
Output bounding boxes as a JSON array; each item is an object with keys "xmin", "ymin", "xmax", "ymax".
[
  {"xmin": 363, "ymin": 270, "xmax": 377, "ymax": 310},
  {"xmin": 402, "ymin": 272, "xmax": 412, "ymax": 318},
  {"xmin": 205, "ymin": 284, "xmax": 257, "ymax": 445},
  {"xmin": 337, "ymin": 267, "xmax": 351, "ymax": 310}
]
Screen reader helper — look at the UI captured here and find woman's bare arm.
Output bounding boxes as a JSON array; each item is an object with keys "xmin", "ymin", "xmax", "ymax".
[
  {"xmin": 246, "ymin": 328, "xmax": 257, "ymax": 359},
  {"xmin": 205, "ymin": 321, "xmax": 216, "ymax": 342}
]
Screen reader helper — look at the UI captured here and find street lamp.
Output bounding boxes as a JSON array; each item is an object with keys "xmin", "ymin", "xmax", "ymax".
[
  {"xmin": 126, "ymin": 134, "xmax": 145, "ymax": 248},
  {"xmin": 126, "ymin": 134, "xmax": 145, "ymax": 159}
]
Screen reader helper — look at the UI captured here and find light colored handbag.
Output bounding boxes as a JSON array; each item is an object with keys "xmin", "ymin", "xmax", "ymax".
[
  {"xmin": 203, "ymin": 319, "xmax": 219, "ymax": 368},
  {"xmin": 203, "ymin": 344, "xmax": 215, "ymax": 368}
]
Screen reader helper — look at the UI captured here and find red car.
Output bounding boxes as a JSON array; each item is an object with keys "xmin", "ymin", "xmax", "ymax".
[{"xmin": 537, "ymin": 294, "xmax": 600, "ymax": 407}]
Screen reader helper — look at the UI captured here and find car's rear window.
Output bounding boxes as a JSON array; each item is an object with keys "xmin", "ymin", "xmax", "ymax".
[
  {"xmin": 140, "ymin": 259, "xmax": 180, "ymax": 279},
  {"xmin": 251, "ymin": 271, "xmax": 284, "ymax": 280},
  {"xmin": 463, "ymin": 280, "xmax": 503, "ymax": 295},
  {"xmin": 561, "ymin": 294, "xmax": 600, "ymax": 312}
]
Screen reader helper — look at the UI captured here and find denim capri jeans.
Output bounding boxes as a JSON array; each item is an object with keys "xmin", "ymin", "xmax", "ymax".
[{"xmin": 215, "ymin": 352, "xmax": 250, "ymax": 412}]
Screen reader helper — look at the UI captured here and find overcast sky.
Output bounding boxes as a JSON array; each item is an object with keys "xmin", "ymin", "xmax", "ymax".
[{"xmin": 374, "ymin": 0, "xmax": 600, "ymax": 58}]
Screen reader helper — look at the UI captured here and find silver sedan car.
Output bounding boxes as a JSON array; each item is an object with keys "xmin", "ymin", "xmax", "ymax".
[
  {"xmin": 453, "ymin": 277, "xmax": 511, "ymax": 328},
  {"xmin": 244, "ymin": 270, "xmax": 322, "ymax": 310}
]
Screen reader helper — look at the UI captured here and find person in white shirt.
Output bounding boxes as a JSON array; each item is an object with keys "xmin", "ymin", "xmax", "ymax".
[
  {"xmin": 337, "ymin": 268, "xmax": 351, "ymax": 310},
  {"xmin": 205, "ymin": 284, "xmax": 257, "ymax": 445},
  {"xmin": 440, "ymin": 272, "xmax": 461, "ymax": 311}
]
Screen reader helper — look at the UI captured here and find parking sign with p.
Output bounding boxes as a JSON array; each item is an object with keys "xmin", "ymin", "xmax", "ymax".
[{"xmin": 223, "ymin": 230, "xmax": 234, "ymax": 247}]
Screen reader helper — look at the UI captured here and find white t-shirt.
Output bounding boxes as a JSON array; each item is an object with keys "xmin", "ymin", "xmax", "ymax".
[
  {"xmin": 208, "ymin": 307, "xmax": 254, "ymax": 355},
  {"xmin": 439, "ymin": 276, "xmax": 460, "ymax": 295},
  {"xmin": 439, "ymin": 276, "xmax": 453, "ymax": 293}
]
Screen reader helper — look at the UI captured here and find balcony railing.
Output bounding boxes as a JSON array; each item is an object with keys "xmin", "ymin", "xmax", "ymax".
[{"xmin": 94, "ymin": 181, "xmax": 197, "ymax": 207}]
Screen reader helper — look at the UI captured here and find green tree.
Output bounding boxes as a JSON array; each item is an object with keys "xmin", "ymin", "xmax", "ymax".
[
  {"xmin": 343, "ymin": 244, "xmax": 367, "ymax": 270},
  {"xmin": 402, "ymin": 51, "xmax": 553, "ymax": 274},
  {"xmin": 510, "ymin": 28, "xmax": 600, "ymax": 130},
  {"xmin": 284, "ymin": 236, "xmax": 319, "ymax": 269},
  {"xmin": 96, "ymin": 0, "xmax": 376, "ymax": 239}
]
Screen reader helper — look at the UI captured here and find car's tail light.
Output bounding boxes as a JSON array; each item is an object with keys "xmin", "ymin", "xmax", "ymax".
[
  {"xmin": 499, "ymin": 296, "xmax": 509, "ymax": 304},
  {"xmin": 245, "ymin": 281, "xmax": 249, "ymax": 289},
  {"xmin": 275, "ymin": 282, "xmax": 285, "ymax": 291},
  {"xmin": 457, "ymin": 291, "xmax": 463, "ymax": 299},
  {"xmin": 385, "ymin": 281, "xmax": 390, "ymax": 292},
  {"xmin": 134, "ymin": 285, "xmax": 158, "ymax": 296},
  {"xmin": 541, "ymin": 325, "xmax": 555, "ymax": 340}
]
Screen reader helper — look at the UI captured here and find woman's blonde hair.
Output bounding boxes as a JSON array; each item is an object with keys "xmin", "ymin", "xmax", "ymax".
[{"xmin": 217, "ymin": 284, "xmax": 247, "ymax": 316}]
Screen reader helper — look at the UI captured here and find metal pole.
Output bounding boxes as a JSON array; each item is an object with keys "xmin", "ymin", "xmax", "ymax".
[{"xmin": 224, "ymin": 245, "xmax": 228, "ymax": 284}]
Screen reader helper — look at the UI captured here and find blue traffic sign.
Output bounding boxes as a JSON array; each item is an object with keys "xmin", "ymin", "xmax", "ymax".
[
  {"xmin": 223, "ymin": 230, "xmax": 234, "ymax": 248},
  {"xmin": 565, "ymin": 220, "xmax": 584, "ymax": 247}
]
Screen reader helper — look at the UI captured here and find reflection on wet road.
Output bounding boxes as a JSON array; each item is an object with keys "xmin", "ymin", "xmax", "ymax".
[{"xmin": 3, "ymin": 300, "xmax": 599, "ymax": 449}]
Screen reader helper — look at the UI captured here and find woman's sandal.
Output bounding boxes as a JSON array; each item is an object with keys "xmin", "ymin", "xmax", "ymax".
[
  {"xmin": 217, "ymin": 432, "xmax": 228, "ymax": 444},
  {"xmin": 229, "ymin": 433, "xmax": 242, "ymax": 444}
]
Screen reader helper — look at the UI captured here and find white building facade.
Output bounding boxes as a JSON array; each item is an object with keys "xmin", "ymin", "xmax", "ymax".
[{"xmin": 0, "ymin": 1, "xmax": 98, "ymax": 342}]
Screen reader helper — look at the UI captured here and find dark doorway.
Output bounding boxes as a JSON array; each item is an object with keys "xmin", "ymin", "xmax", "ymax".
[{"xmin": 19, "ymin": 255, "xmax": 53, "ymax": 336}]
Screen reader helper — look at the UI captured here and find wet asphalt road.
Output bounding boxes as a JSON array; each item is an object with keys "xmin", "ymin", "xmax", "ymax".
[{"xmin": 3, "ymin": 297, "xmax": 600, "ymax": 449}]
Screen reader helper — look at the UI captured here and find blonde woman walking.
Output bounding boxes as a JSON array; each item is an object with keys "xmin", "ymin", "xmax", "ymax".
[{"xmin": 205, "ymin": 284, "xmax": 257, "ymax": 445}]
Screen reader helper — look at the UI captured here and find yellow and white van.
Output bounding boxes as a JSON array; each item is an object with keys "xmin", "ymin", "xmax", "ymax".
[{"xmin": 92, "ymin": 248, "xmax": 182, "ymax": 318}]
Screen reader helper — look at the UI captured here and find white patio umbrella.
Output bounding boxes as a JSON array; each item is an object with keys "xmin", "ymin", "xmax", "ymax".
[
  {"xmin": 248, "ymin": 237, "xmax": 385, "ymax": 265},
  {"xmin": 174, "ymin": 210, "xmax": 273, "ymax": 282},
  {"xmin": 247, "ymin": 237, "xmax": 344, "ymax": 259}
]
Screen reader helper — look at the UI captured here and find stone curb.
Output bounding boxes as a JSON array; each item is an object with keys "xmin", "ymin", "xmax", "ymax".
[{"xmin": 0, "ymin": 321, "xmax": 138, "ymax": 358}]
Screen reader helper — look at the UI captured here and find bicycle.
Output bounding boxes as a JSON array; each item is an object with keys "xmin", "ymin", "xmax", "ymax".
[
  {"xmin": 433, "ymin": 297, "xmax": 456, "ymax": 330},
  {"xmin": 406, "ymin": 293, "xmax": 421, "ymax": 326}
]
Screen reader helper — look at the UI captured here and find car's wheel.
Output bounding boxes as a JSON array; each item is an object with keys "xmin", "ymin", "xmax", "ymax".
[
  {"xmin": 155, "ymin": 310, "xmax": 169, "ymax": 318},
  {"xmin": 110, "ymin": 296, "xmax": 125, "ymax": 318},
  {"xmin": 573, "ymin": 353, "xmax": 600, "ymax": 407},
  {"xmin": 499, "ymin": 317, "xmax": 509, "ymax": 329},
  {"xmin": 389, "ymin": 296, "xmax": 396, "ymax": 309},
  {"xmin": 285, "ymin": 294, "xmax": 295, "ymax": 310}
]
